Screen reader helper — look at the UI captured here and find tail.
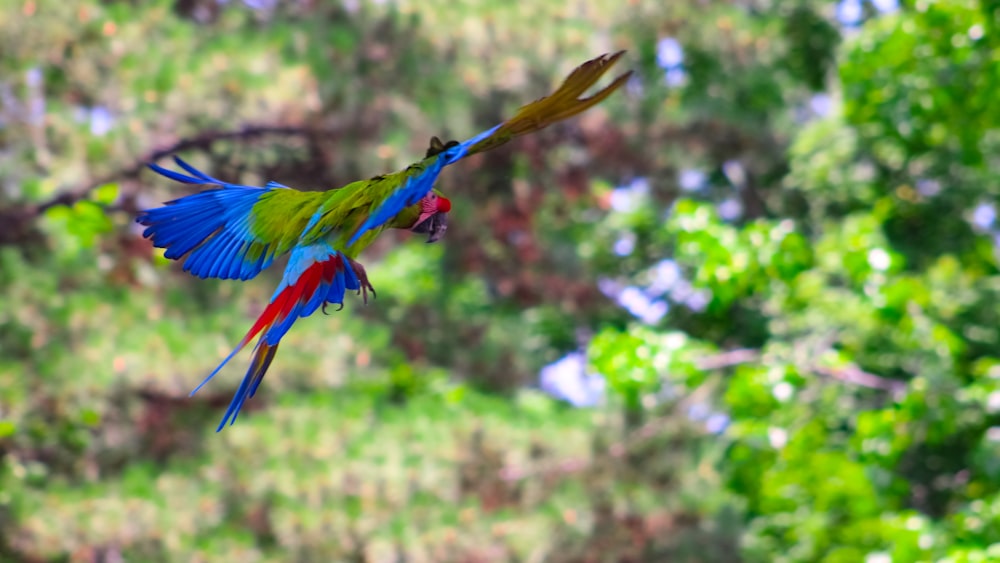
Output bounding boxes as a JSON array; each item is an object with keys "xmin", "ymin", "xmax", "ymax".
[
  {"xmin": 137, "ymin": 156, "xmax": 289, "ymax": 281},
  {"xmin": 194, "ymin": 243, "xmax": 362, "ymax": 431}
]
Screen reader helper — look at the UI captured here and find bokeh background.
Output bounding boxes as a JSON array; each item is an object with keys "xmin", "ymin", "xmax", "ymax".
[{"xmin": 2, "ymin": 0, "xmax": 1000, "ymax": 561}]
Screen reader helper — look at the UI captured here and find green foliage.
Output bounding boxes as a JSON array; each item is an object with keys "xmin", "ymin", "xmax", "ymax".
[{"xmin": 4, "ymin": 0, "xmax": 1000, "ymax": 561}]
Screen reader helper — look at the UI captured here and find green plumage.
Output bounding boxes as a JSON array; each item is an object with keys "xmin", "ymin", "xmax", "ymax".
[{"xmin": 246, "ymin": 159, "xmax": 435, "ymax": 260}]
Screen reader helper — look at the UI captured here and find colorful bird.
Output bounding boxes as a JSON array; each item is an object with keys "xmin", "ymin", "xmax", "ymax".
[{"xmin": 138, "ymin": 52, "xmax": 631, "ymax": 430}]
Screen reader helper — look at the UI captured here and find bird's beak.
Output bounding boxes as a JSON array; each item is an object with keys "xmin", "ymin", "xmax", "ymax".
[{"xmin": 411, "ymin": 212, "xmax": 448, "ymax": 243}]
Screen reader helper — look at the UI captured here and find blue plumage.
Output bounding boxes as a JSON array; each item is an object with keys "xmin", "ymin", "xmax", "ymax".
[
  {"xmin": 348, "ymin": 159, "xmax": 444, "ymax": 246},
  {"xmin": 201, "ymin": 242, "xmax": 367, "ymax": 430},
  {"xmin": 347, "ymin": 124, "xmax": 500, "ymax": 246},
  {"xmin": 259, "ymin": 246, "xmax": 355, "ymax": 346},
  {"xmin": 137, "ymin": 157, "xmax": 279, "ymax": 280},
  {"xmin": 187, "ymin": 242, "xmax": 360, "ymax": 430},
  {"xmin": 217, "ymin": 341, "xmax": 279, "ymax": 430}
]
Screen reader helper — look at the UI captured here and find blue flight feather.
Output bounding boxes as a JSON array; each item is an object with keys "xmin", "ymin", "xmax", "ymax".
[
  {"xmin": 191, "ymin": 242, "xmax": 360, "ymax": 431},
  {"xmin": 346, "ymin": 124, "xmax": 501, "ymax": 247},
  {"xmin": 216, "ymin": 341, "xmax": 279, "ymax": 430},
  {"xmin": 138, "ymin": 158, "xmax": 281, "ymax": 281}
]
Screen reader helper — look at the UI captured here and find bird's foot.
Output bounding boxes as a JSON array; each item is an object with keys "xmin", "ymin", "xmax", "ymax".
[
  {"xmin": 346, "ymin": 257, "xmax": 377, "ymax": 304},
  {"xmin": 320, "ymin": 259, "xmax": 376, "ymax": 314},
  {"xmin": 425, "ymin": 136, "xmax": 459, "ymax": 158}
]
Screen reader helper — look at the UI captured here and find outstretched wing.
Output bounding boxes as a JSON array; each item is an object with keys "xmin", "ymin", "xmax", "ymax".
[
  {"xmin": 465, "ymin": 50, "xmax": 632, "ymax": 157},
  {"xmin": 344, "ymin": 148, "xmax": 477, "ymax": 246},
  {"xmin": 347, "ymin": 51, "xmax": 631, "ymax": 246},
  {"xmin": 138, "ymin": 157, "xmax": 325, "ymax": 280}
]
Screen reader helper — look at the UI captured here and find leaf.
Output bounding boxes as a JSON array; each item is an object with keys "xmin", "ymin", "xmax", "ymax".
[{"xmin": 92, "ymin": 183, "xmax": 119, "ymax": 206}]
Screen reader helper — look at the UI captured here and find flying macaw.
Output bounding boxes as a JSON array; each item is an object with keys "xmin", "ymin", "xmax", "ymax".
[{"xmin": 138, "ymin": 51, "xmax": 631, "ymax": 431}]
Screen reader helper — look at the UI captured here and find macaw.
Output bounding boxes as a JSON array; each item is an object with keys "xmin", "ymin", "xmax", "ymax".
[{"xmin": 137, "ymin": 51, "xmax": 631, "ymax": 431}]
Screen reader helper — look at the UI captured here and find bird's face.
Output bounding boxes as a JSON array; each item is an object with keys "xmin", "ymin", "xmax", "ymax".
[{"xmin": 411, "ymin": 190, "xmax": 451, "ymax": 243}]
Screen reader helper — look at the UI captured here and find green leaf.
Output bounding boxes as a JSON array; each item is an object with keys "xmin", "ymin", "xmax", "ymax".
[{"xmin": 92, "ymin": 183, "xmax": 119, "ymax": 205}]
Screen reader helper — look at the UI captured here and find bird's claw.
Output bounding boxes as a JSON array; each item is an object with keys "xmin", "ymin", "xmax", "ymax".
[
  {"xmin": 321, "ymin": 302, "xmax": 345, "ymax": 315},
  {"xmin": 347, "ymin": 258, "xmax": 377, "ymax": 305},
  {"xmin": 319, "ymin": 259, "xmax": 375, "ymax": 312}
]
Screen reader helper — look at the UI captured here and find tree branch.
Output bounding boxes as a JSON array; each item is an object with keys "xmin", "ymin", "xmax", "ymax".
[
  {"xmin": 29, "ymin": 124, "xmax": 327, "ymax": 216},
  {"xmin": 696, "ymin": 345, "xmax": 908, "ymax": 395},
  {"xmin": 498, "ymin": 347, "xmax": 909, "ymax": 484},
  {"xmin": 812, "ymin": 364, "xmax": 908, "ymax": 395},
  {"xmin": 695, "ymin": 348, "xmax": 760, "ymax": 370}
]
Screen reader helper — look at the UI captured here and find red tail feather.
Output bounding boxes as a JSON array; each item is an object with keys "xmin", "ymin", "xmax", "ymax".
[
  {"xmin": 238, "ymin": 255, "xmax": 344, "ymax": 347},
  {"xmin": 193, "ymin": 244, "xmax": 366, "ymax": 431}
]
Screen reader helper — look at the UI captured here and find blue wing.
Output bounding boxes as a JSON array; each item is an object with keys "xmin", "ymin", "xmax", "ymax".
[
  {"xmin": 138, "ymin": 156, "xmax": 292, "ymax": 280},
  {"xmin": 346, "ymin": 124, "xmax": 499, "ymax": 247},
  {"xmin": 345, "ymin": 52, "xmax": 631, "ymax": 247}
]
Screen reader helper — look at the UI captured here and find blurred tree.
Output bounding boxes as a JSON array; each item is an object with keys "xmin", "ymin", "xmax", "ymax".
[
  {"xmin": 588, "ymin": 1, "xmax": 1000, "ymax": 561},
  {"xmin": 2, "ymin": 0, "xmax": 1000, "ymax": 561}
]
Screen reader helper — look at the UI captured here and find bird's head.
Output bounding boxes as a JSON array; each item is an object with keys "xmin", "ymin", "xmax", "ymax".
[{"xmin": 410, "ymin": 189, "xmax": 451, "ymax": 243}]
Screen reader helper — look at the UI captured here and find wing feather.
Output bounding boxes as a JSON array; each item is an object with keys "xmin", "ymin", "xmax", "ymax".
[
  {"xmin": 137, "ymin": 157, "xmax": 323, "ymax": 280},
  {"xmin": 347, "ymin": 52, "xmax": 631, "ymax": 246}
]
